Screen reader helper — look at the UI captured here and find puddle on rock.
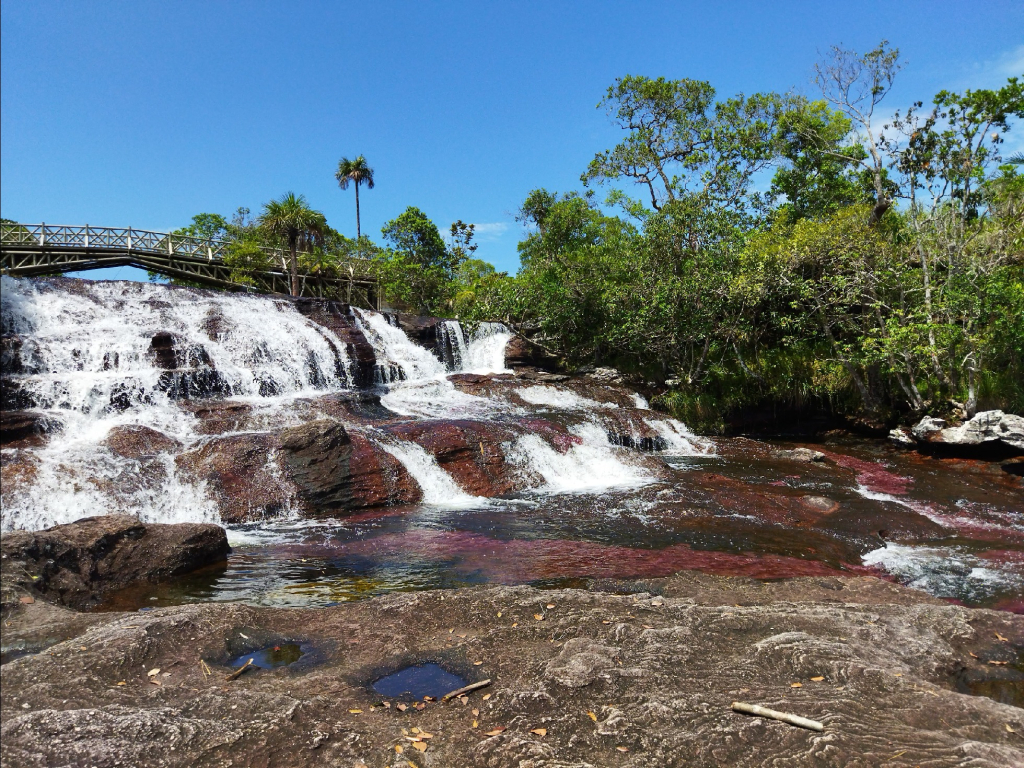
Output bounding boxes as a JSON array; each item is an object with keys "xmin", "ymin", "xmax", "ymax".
[
  {"xmin": 230, "ymin": 643, "xmax": 305, "ymax": 670},
  {"xmin": 372, "ymin": 663, "xmax": 467, "ymax": 700}
]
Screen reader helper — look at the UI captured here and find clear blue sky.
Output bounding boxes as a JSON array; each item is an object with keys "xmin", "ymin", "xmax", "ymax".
[{"xmin": 3, "ymin": 0, "xmax": 1022, "ymax": 279}]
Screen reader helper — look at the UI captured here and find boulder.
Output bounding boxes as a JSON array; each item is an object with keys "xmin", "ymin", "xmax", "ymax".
[
  {"xmin": 503, "ymin": 334, "xmax": 560, "ymax": 370},
  {"xmin": 910, "ymin": 410, "xmax": 1024, "ymax": 455},
  {"xmin": 103, "ymin": 425, "xmax": 181, "ymax": 458},
  {"xmin": 0, "ymin": 515, "xmax": 228, "ymax": 610},
  {"xmin": 772, "ymin": 447, "xmax": 827, "ymax": 463},
  {"xmin": 0, "ymin": 411, "xmax": 60, "ymax": 447},
  {"xmin": 279, "ymin": 419, "xmax": 354, "ymax": 510}
]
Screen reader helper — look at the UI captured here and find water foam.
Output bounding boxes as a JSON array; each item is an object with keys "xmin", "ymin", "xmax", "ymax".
[
  {"xmin": 379, "ymin": 439, "xmax": 481, "ymax": 507},
  {"xmin": 863, "ymin": 542, "xmax": 1023, "ymax": 602}
]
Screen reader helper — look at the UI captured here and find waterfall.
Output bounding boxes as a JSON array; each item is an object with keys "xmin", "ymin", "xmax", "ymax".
[
  {"xmin": 2, "ymin": 276, "xmax": 705, "ymax": 532},
  {"xmin": 378, "ymin": 439, "xmax": 480, "ymax": 507}
]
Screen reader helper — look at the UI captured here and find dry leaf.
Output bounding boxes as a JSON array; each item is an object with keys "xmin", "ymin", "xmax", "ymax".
[
  {"xmin": 457, "ymin": 634, "xmax": 467, "ymax": 639},
  {"xmin": 474, "ymin": 661, "xmax": 483, "ymax": 666},
  {"xmin": 616, "ymin": 746, "xmax": 629, "ymax": 752},
  {"xmin": 149, "ymin": 679, "xmax": 161, "ymax": 686},
  {"xmin": 414, "ymin": 702, "xmax": 426, "ymax": 710},
  {"xmin": 394, "ymin": 744, "xmax": 404, "ymax": 754},
  {"xmin": 384, "ymin": 701, "xmax": 391, "ymax": 709},
  {"xmin": 411, "ymin": 727, "xmax": 420, "ymax": 734},
  {"xmin": 147, "ymin": 668, "xmax": 160, "ymax": 677},
  {"xmin": 449, "ymin": 628, "xmax": 454, "ymax": 634},
  {"xmin": 482, "ymin": 694, "xmax": 491, "ymax": 700},
  {"xmin": 587, "ymin": 711, "xmax": 597, "ymax": 722},
  {"xmin": 810, "ymin": 676, "xmax": 824, "ymax": 682},
  {"xmin": 485, "ymin": 727, "xmax": 506, "ymax": 736},
  {"xmin": 472, "ymin": 708, "xmax": 479, "ymax": 716},
  {"xmin": 546, "ymin": 603, "xmax": 555, "ymax": 609},
  {"xmin": 989, "ymin": 660, "xmax": 1009, "ymax": 666},
  {"xmin": 459, "ymin": 695, "xmax": 469, "ymax": 706},
  {"xmin": 418, "ymin": 732, "xmax": 433, "ymax": 739},
  {"xmin": 601, "ymin": 620, "xmax": 611, "ymax": 625},
  {"xmin": 996, "ymin": 632, "xmax": 1009, "ymax": 642},
  {"xmin": 790, "ymin": 682, "xmax": 802, "ymax": 688},
  {"xmin": 496, "ymin": 612, "xmax": 502, "ymax": 618},
  {"xmin": 18, "ymin": 596, "xmax": 34, "ymax": 604},
  {"xmin": 969, "ymin": 651, "xmax": 979, "ymax": 658},
  {"xmin": 531, "ymin": 728, "xmax": 547, "ymax": 736},
  {"xmin": 412, "ymin": 741, "xmax": 427, "ymax": 752},
  {"xmin": 116, "ymin": 681, "xmax": 126, "ymax": 686},
  {"xmin": 472, "ymin": 720, "xmax": 478, "ymax": 728},
  {"xmin": 1007, "ymin": 724, "xmax": 1017, "ymax": 733},
  {"xmin": 534, "ymin": 614, "xmax": 544, "ymax": 621},
  {"xmin": 511, "ymin": 622, "xmax": 518, "ymax": 628},
  {"xmin": 349, "ymin": 709, "xmax": 363, "ymax": 714},
  {"xmin": 423, "ymin": 696, "xmax": 434, "ymax": 702},
  {"xmin": 396, "ymin": 703, "xmax": 408, "ymax": 711},
  {"xmin": 894, "ymin": 673, "xmax": 902, "ymax": 677}
]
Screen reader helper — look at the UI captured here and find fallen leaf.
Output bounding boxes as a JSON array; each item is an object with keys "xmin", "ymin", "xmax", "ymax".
[
  {"xmin": 411, "ymin": 727, "xmax": 420, "ymax": 734},
  {"xmin": 449, "ymin": 628, "xmax": 454, "ymax": 634},
  {"xmin": 989, "ymin": 660, "xmax": 1009, "ymax": 666},
  {"xmin": 534, "ymin": 614, "xmax": 544, "ymax": 621},
  {"xmin": 456, "ymin": 634, "xmax": 467, "ymax": 639},
  {"xmin": 472, "ymin": 708, "xmax": 479, "ymax": 716},
  {"xmin": 149, "ymin": 679, "xmax": 161, "ymax": 686},
  {"xmin": 472, "ymin": 720, "xmax": 478, "ymax": 728},
  {"xmin": 423, "ymin": 696, "xmax": 434, "ymax": 702},
  {"xmin": 602, "ymin": 620, "xmax": 611, "ymax": 625},
  {"xmin": 474, "ymin": 661, "xmax": 483, "ymax": 666},
  {"xmin": 643, "ymin": 625, "xmax": 653, "ymax": 629},
  {"xmin": 80, "ymin": 646, "xmax": 87, "ymax": 651},
  {"xmin": 893, "ymin": 673, "xmax": 902, "ymax": 677},
  {"xmin": 587, "ymin": 711, "xmax": 597, "ymax": 722},
  {"xmin": 496, "ymin": 612, "xmax": 502, "ymax": 618},
  {"xmin": 790, "ymin": 682, "xmax": 802, "ymax": 688},
  {"xmin": 996, "ymin": 632, "xmax": 1009, "ymax": 642},
  {"xmin": 18, "ymin": 596, "xmax": 34, "ymax": 604},
  {"xmin": 414, "ymin": 702, "xmax": 426, "ymax": 710},
  {"xmin": 531, "ymin": 728, "xmax": 547, "ymax": 736},
  {"xmin": 394, "ymin": 744, "xmax": 404, "ymax": 754},
  {"xmin": 810, "ymin": 676, "xmax": 824, "ymax": 682},
  {"xmin": 511, "ymin": 622, "xmax": 518, "ymax": 628},
  {"xmin": 459, "ymin": 695, "xmax": 469, "ymax": 706},
  {"xmin": 116, "ymin": 681, "xmax": 126, "ymax": 686},
  {"xmin": 482, "ymin": 694, "xmax": 491, "ymax": 700},
  {"xmin": 412, "ymin": 741, "xmax": 427, "ymax": 752},
  {"xmin": 485, "ymin": 727, "xmax": 506, "ymax": 736},
  {"xmin": 546, "ymin": 603, "xmax": 555, "ymax": 609},
  {"xmin": 616, "ymin": 746, "xmax": 629, "ymax": 752},
  {"xmin": 384, "ymin": 701, "xmax": 391, "ymax": 709},
  {"xmin": 1007, "ymin": 724, "xmax": 1017, "ymax": 733},
  {"xmin": 418, "ymin": 733, "xmax": 433, "ymax": 739},
  {"xmin": 969, "ymin": 651, "xmax": 979, "ymax": 658},
  {"xmin": 147, "ymin": 668, "xmax": 161, "ymax": 677},
  {"xmin": 397, "ymin": 703, "xmax": 408, "ymax": 711},
  {"xmin": 349, "ymin": 709, "xmax": 363, "ymax": 714}
]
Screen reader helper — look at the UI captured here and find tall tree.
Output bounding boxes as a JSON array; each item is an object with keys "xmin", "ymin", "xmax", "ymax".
[
  {"xmin": 257, "ymin": 192, "xmax": 328, "ymax": 297},
  {"xmin": 335, "ymin": 155, "xmax": 375, "ymax": 240}
]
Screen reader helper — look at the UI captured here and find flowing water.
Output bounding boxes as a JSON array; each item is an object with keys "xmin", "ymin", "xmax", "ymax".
[{"xmin": 2, "ymin": 276, "xmax": 1022, "ymax": 612}]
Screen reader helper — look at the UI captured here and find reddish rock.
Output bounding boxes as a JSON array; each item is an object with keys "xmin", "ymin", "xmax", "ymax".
[
  {"xmin": 293, "ymin": 299, "xmax": 377, "ymax": 388},
  {"xmin": 503, "ymin": 334, "xmax": 560, "ymax": 370},
  {"xmin": 0, "ymin": 411, "xmax": 58, "ymax": 448},
  {"xmin": 178, "ymin": 400, "xmax": 254, "ymax": 435},
  {"xmin": 383, "ymin": 419, "xmax": 523, "ymax": 496},
  {"xmin": 103, "ymin": 425, "xmax": 181, "ymax": 458}
]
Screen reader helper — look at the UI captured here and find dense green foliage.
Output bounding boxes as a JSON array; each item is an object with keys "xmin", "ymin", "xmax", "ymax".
[{"xmin": 167, "ymin": 43, "xmax": 1021, "ymax": 429}]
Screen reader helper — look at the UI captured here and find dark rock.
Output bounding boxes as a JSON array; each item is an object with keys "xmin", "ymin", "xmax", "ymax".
[
  {"xmin": 503, "ymin": 335, "xmax": 561, "ymax": 371},
  {"xmin": 292, "ymin": 300, "xmax": 377, "ymax": 388},
  {"xmin": 0, "ymin": 515, "xmax": 228, "ymax": 610},
  {"xmin": 395, "ymin": 313, "xmax": 442, "ymax": 349},
  {"xmin": 279, "ymin": 419, "xmax": 354, "ymax": 511},
  {"xmin": 0, "ymin": 411, "xmax": 60, "ymax": 448},
  {"xmin": 178, "ymin": 399, "xmax": 254, "ymax": 435},
  {"xmin": 0, "ymin": 379, "xmax": 34, "ymax": 410}
]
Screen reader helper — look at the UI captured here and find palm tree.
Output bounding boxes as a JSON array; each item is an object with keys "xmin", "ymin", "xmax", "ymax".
[
  {"xmin": 335, "ymin": 155, "xmax": 375, "ymax": 240},
  {"xmin": 257, "ymin": 192, "xmax": 328, "ymax": 297}
]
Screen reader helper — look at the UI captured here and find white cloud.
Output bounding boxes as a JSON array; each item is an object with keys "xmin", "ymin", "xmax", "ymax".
[{"xmin": 471, "ymin": 222, "xmax": 510, "ymax": 241}]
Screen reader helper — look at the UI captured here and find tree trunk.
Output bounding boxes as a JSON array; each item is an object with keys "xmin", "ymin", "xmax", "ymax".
[
  {"xmin": 355, "ymin": 183, "xmax": 361, "ymax": 241},
  {"xmin": 289, "ymin": 230, "xmax": 299, "ymax": 297}
]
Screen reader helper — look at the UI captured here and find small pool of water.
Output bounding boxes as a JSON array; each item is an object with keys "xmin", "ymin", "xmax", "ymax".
[
  {"xmin": 371, "ymin": 663, "xmax": 467, "ymax": 701},
  {"xmin": 230, "ymin": 643, "xmax": 305, "ymax": 669}
]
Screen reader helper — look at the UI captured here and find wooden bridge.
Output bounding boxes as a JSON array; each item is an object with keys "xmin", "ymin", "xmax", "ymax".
[{"xmin": 0, "ymin": 222, "xmax": 379, "ymax": 308}]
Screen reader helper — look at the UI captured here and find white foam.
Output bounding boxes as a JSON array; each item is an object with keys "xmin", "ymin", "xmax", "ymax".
[
  {"xmin": 645, "ymin": 417, "xmax": 715, "ymax": 455},
  {"xmin": 517, "ymin": 385, "xmax": 614, "ymax": 410},
  {"xmin": 379, "ymin": 439, "xmax": 481, "ymax": 507},
  {"xmin": 631, "ymin": 392, "xmax": 650, "ymax": 409},
  {"xmin": 862, "ymin": 542, "xmax": 1023, "ymax": 600},
  {"xmin": 506, "ymin": 420, "xmax": 652, "ymax": 493}
]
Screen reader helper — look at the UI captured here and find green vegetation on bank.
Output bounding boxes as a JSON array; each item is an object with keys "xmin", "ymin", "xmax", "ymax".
[{"xmin": 170, "ymin": 42, "xmax": 1023, "ymax": 429}]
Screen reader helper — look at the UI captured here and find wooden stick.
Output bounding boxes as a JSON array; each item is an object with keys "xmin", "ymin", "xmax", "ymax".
[
  {"xmin": 442, "ymin": 679, "xmax": 491, "ymax": 701},
  {"xmin": 731, "ymin": 701, "xmax": 823, "ymax": 731},
  {"xmin": 226, "ymin": 658, "xmax": 254, "ymax": 681}
]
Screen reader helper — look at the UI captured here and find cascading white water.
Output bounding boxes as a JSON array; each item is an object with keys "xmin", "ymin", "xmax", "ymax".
[
  {"xmin": 0, "ymin": 277, "xmax": 355, "ymax": 531},
  {"xmin": 506, "ymin": 420, "xmax": 652, "ymax": 493},
  {"xmin": 378, "ymin": 439, "xmax": 481, "ymax": 506},
  {"xmin": 644, "ymin": 417, "xmax": 713, "ymax": 455}
]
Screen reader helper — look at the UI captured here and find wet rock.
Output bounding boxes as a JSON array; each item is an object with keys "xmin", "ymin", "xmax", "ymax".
[
  {"xmin": 889, "ymin": 427, "xmax": 916, "ymax": 447},
  {"xmin": 176, "ymin": 432, "xmax": 292, "ymax": 523},
  {"xmin": 395, "ymin": 313, "xmax": 441, "ymax": 349},
  {"xmin": 103, "ymin": 425, "xmax": 181, "ymax": 458},
  {"xmin": 0, "ymin": 379, "xmax": 34, "ymax": 410},
  {"xmin": 383, "ymin": 419, "xmax": 523, "ymax": 496},
  {"xmin": 773, "ymin": 447, "xmax": 827, "ymax": 462},
  {"xmin": 292, "ymin": 300, "xmax": 377, "ymax": 388},
  {"xmin": 587, "ymin": 366, "xmax": 625, "ymax": 384},
  {"xmin": 149, "ymin": 331, "xmax": 232, "ymax": 400},
  {"xmin": 0, "ymin": 411, "xmax": 60, "ymax": 447},
  {"xmin": 279, "ymin": 419, "xmax": 354, "ymax": 511},
  {"xmin": 178, "ymin": 399, "xmax": 255, "ymax": 434},
  {"xmin": 0, "ymin": 515, "xmax": 228, "ymax": 610}
]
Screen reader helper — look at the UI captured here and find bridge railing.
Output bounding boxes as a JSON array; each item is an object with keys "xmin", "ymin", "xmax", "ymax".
[{"xmin": 1, "ymin": 223, "xmax": 373, "ymax": 278}]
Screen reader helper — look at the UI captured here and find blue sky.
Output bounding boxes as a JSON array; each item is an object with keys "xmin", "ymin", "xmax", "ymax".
[{"xmin": 2, "ymin": 0, "xmax": 1022, "ymax": 280}]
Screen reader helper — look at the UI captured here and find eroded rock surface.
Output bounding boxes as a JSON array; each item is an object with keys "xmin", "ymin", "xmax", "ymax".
[
  {"xmin": 0, "ymin": 515, "xmax": 228, "ymax": 611},
  {"xmin": 1, "ymin": 572, "xmax": 1021, "ymax": 768}
]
